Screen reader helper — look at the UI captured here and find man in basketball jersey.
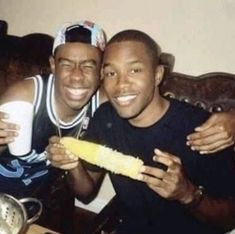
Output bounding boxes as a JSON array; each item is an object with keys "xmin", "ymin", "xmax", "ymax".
[{"xmin": 0, "ymin": 20, "xmax": 106, "ymax": 228}]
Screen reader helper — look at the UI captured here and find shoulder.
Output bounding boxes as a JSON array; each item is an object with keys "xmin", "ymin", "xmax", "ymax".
[
  {"xmin": 170, "ymin": 98, "xmax": 210, "ymax": 122},
  {"xmin": 166, "ymin": 99, "xmax": 211, "ymax": 133},
  {"xmin": 0, "ymin": 78, "xmax": 35, "ymax": 104},
  {"xmin": 86, "ymin": 102, "xmax": 116, "ymax": 134},
  {"xmin": 93, "ymin": 102, "xmax": 116, "ymax": 119}
]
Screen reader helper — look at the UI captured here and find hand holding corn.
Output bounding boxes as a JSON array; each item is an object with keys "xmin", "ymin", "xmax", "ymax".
[{"xmin": 60, "ymin": 137, "xmax": 143, "ymax": 180}]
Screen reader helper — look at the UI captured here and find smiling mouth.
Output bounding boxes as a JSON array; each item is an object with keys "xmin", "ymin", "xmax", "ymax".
[
  {"xmin": 65, "ymin": 87, "xmax": 89, "ymax": 99},
  {"xmin": 115, "ymin": 94, "xmax": 137, "ymax": 106}
]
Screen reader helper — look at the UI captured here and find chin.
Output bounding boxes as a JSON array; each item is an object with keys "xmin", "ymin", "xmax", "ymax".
[
  {"xmin": 68, "ymin": 99, "xmax": 88, "ymax": 111},
  {"xmin": 115, "ymin": 108, "xmax": 137, "ymax": 119}
]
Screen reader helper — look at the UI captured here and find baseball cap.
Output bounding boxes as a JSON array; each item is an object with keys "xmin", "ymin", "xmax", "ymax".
[{"xmin": 52, "ymin": 20, "xmax": 106, "ymax": 54}]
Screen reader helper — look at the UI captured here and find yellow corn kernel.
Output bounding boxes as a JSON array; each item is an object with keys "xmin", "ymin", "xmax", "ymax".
[{"xmin": 60, "ymin": 137, "xmax": 143, "ymax": 180}]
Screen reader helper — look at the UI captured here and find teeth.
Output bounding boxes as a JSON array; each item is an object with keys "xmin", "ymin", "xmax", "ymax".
[
  {"xmin": 66, "ymin": 88, "xmax": 87, "ymax": 96},
  {"xmin": 116, "ymin": 95, "xmax": 136, "ymax": 102}
]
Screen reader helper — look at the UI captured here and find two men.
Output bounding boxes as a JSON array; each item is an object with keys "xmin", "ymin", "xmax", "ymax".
[{"xmin": 0, "ymin": 19, "xmax": 234, "ymax": 233}]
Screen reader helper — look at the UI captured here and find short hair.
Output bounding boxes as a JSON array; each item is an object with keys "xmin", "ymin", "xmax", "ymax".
[{"xmin": 107, "ymin": 29, "xmax": 162, "ymax": 67}]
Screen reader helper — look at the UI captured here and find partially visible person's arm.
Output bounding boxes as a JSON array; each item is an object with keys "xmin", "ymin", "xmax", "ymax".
[
  {"xmin": 187, "ymin": 111, "xmax": 235, "ymax": 154},
  {"xmin": 0, "ymin": 79, "xmax": 34, "ymax": 153}
]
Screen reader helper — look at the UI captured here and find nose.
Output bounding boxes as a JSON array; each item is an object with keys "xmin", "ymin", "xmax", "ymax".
[
  {"xmin": 71, "ymin": 65, "xmax": 84, "ymax": 81},
  {"xmin": 116, "ymin": 72, "xmax": 130, "ymax": 90}
]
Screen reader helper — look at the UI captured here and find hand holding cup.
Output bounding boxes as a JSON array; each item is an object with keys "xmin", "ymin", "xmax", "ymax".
[
  {"xmin": 0, "ymin": 110, "xmax": 20, "ymax": 145},
  {"xmin": 0, "ymin": 101, "xmax": 34, "ymax": 156}
]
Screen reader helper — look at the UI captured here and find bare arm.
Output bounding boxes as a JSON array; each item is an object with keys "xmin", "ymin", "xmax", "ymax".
[
  {"xmin": 46, "ymin": 136, "xmax": 105, "ymax": 202},
  {"xmin": 187, "ymin": 111, "xmax": 235, "ymax": 154},
  {"xmin": 138, "ymin": 149, "xmax": 235, "ymax": 231},
  {"xmin": 188, "ymin": 194, "xmax": 235, "ymax": 231},
  {"xmin": 0, "ymin": 79, "xmax": 35, "ymax": 104},
  {"xmin": 0, "ymin": 79, "xmax": 34, "ymax": 152}
]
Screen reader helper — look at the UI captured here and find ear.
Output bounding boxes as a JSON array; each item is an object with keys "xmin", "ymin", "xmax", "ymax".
[
  {"xmin": 154, "ymin": 65, "xmax": 164, "ymax": 86},
  {"xmin": 49, "ymin": 55, "xmax": 56, "ymax": 74}
]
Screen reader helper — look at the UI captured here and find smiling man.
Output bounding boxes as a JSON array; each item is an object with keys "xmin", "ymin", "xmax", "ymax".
[
  {"xmin": 0, "ymin": 20, "xmax": 106, "ymax": 229},
  {"xmin": 48, "ymin": 29, "xmax": 235, "ymax": 234}
]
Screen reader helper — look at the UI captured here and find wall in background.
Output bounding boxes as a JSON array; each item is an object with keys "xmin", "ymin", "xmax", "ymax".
[
  {"xmin": 1, "ymin": 0, "xmax": 235, "ymax": 75},
  {"xmin": 1, "ymin": 0, "xmax": 235, "ymax": 212}
]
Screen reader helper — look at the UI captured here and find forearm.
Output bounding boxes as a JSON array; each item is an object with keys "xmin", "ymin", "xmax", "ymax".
[
  {"xmin": 66, "ymin": 162, "xmax": 94, "ymax": 201},
  {"xmin": 180, "ymin": 182, "xmax": 235, "ymax": 230},
  {"xmin": 66, "ymin": 162, "xmax": 102, "ymax": 203},
  {"xmin": 188, "ymin": 195, "xmax": 235, "ymax": 231}
]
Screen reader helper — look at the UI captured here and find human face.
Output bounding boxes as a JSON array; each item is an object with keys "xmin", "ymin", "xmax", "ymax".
[
  {"xmin": 50, "ymin": 42, "xmax": 101, "ymax": 115},
  {"xmin": 102, "ymin": 41, "xmax": 163, "ymax": 127}
]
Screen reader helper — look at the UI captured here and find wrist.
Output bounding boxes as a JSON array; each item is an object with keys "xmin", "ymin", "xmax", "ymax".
[
  {"xmin": 179, "ymin": 183, "xmax": 195, "ymax": 204},
  {"xmin": 183, "ymin": 185, "xmax": 204, "ymax": 209}
]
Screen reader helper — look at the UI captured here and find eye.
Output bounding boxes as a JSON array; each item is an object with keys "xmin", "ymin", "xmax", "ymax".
[
  {"xmin": 59, "ymin": 61, "xmax": 73, "ymax": 70},
  {"xmin": 81, "ymin": 63, "xmax": 96, "ymax": 70},
  {"xmin": 80, "ymin": 63, "xmax": 96, "ymax": 74},
  {"xmin": 130, "ymin": 68, "xmax": 142, "ymax": 74},
  {"xmin": 103, "ymin": 69, "xmax": 116, "ymax": 79}
]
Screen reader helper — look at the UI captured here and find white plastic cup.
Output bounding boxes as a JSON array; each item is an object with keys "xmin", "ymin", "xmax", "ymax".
[{"xmin": 0, "ymin": 101, "xmax": 34, "ymax": 156}]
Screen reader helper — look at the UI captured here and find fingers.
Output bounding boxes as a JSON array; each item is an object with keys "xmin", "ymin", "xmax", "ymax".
[
  {"xmin": 46, "ymin": 139, "xmax": 79, "ymax": 170},
  {"xmin": 154, "ymin": 148, "xmax": 182, "ymax": 165},
  {"xmin": 48, "ymin": 155, "xmax": 79, "ymax": 169},
  {"xmin": 138, "ymin": 149, "xmax": 181, "ymax": 185},
  {"xmin": 138, "ymin": 149, "xmax": 193, "ymax": 202},
  {"xmin": 187, "ymin": 127, "xmax": 234, "ymax": 154},
  {"xmin": 0, "ymin": 132, "xmax": 18, "ymax": 145},
  {"xmin": 194, "ymin": 114, "xmax": 218, "ymax": 132},
  {"xmin": 0, "ymin": 111, "xmax": 20, "ymax": 130},
  {"xmin": 187, "ymin": 125, "xmax": 224, "ymax": 142},
  {"xmin": 46, "ymin": 143, "xmax": 76, "ymax": 162},
  {"xmin": 196, "ymin": 140, "xmax": 234, "ymax": 154},
  {"xmin": 48, "ymin": 135, "xmax": 61, "ymax": 144},
  {"xmin": 187, "ymin": 112, "xmax": 235, "ymax": 154},
  {"xmin": 139, "ymin": 162, "xmax": 183, "ymax": 200},
  {"xmin": 0, "ymin": 115, "xmax": 20, "ymax": 144}
]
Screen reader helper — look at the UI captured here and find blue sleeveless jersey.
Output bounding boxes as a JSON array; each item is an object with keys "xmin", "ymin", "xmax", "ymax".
[{"xmin": 0, "ymin": 74, "xmax": 99, "ymax": 197}]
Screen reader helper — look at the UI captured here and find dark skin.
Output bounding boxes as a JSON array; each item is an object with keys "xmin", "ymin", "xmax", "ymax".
[
  {"xmin": 187, "ymin": 111, "xmax": 235, "ymax": 154},
  {"xmin": 46, "ymin": 136, "xmax": 102, "ymax": 201},
  {"xmin": 0, "ymin": 79, "xmax": 34, "ymax": 153},
  {"xmin": 47, "ymin": 41, "xmax": 194, "ymax": 203},
  {"xmin": 47, "ymin": 40, "xmax": 235, "ymax": 230},
  {"xmin": 0, "ymin": 42, "xmax": 105, "ymax": 154},
  {"xmin": 47, "ymin": 135, "xmax": 235, "ymax": 229},
  {"xmin": 49, "ymin": 42, "xmax": 102, "ymax": 121}
]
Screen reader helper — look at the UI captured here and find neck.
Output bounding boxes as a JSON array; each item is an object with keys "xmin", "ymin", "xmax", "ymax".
[
  {"xmin": 129, "ymin": 95, "xmax": 170, "ymax": 128},
  {"xmin": 54, "ymin": 98, "xmax": 84, "ymax": 123}
]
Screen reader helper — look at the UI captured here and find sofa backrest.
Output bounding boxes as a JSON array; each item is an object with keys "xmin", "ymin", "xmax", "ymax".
[{"xmin": 160, "ymin": 72, "xmax": 235, "ymax": 112}]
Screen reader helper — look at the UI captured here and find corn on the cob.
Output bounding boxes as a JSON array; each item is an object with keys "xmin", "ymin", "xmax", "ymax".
[{"xmin": 60, "ymin": 137, "xmax": 143, "ymax": 180}]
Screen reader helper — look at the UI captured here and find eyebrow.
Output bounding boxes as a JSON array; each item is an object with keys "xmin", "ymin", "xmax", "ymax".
[
  {"xmin": 102, "ymin": 62, "xmax": 111, "ymax": 69},
  {"xmin": 57, "ymin": 57, "xmax": 73, "ymax": 63},
  {"xmin": 57, "ymin": 57, "xmax": 97, "ymax": 65},
  {"xmin": 80, "ymin": 59, "xmax": 97, "ymax": 66},
  {"xmin": 103, "ymin": 60, "xmax": 142, "ymax": 69}
]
